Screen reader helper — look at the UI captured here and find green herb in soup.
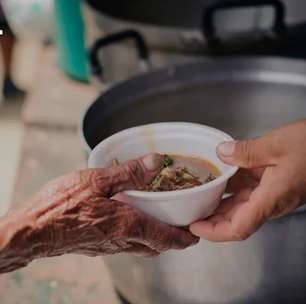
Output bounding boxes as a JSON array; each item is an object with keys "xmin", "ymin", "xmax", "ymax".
[
  {"xmin": 163, "ymin": 154, "xmax": 174, "ymax": 167},
  {"xmin": 143, "ymin": 154, "xmax": 221, "ymax": 192}
]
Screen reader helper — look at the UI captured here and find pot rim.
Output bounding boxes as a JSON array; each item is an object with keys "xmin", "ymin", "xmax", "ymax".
[{"xmin": 81, "ymin": 56, "xmax": 306, "ymax": 152}]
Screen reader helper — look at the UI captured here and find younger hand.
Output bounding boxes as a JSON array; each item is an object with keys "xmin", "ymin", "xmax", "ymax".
[{"xmin": 190, "ymin": 120, "xmax": 306, "ymax": 242}]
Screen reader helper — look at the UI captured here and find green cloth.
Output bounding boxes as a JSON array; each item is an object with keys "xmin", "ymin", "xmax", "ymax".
[{"xmin": 54, "ymin": 0, "xmax": 89, "ymax": 83}]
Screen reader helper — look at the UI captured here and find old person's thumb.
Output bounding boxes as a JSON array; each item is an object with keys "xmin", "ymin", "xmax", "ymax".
[
  {"xmin": 121, "ymin": 153, "xmax": 164, "ymax": 186},
  {"xmin": 216, "ymin": 137, "xmax": 274, "ymax": 169}
]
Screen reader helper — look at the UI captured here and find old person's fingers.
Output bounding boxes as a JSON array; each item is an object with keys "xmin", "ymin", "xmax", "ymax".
[
  {"xmin": 85, "ymin": 153, "xmax": 164, "ymax": 197},
  {"xmin": 127, "ymin": 213, "xmax": 199, "ymax": 253},
  {"xmin": 125, "ymin": 243, "xmax": 160, "ymax": 257}
]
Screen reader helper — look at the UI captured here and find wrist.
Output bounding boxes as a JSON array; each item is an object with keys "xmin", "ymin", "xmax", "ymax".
[
  {"xmin": 0, "ymin": 209, "xmax": 49, "ymax": 273},
  {"xmin": 0, "ymin": 211, "xmax": 27, "ymax": 249}
]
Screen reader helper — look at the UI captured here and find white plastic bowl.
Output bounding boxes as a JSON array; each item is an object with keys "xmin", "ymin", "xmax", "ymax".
[{"xmin": 88, "ymin": 122, "xmax": 238, "ymax": 226}]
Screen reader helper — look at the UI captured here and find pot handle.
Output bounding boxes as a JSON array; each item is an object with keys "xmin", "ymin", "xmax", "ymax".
[
  {"xmin": 202, "ymin": 0, "xmax": 286, "ymax": 45},
  {"xmin": 89, "ymin": 29, "xmax": 151, "ymax": 80}
]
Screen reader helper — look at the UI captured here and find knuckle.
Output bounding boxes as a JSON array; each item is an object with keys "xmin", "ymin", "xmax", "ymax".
[
  {"xmin": 238, "ymin": 140, "xmax": 256, "ymax": 167},
  {"xmin": 87, "ymin": 170, "xmax": 106, "ymax": 194},
  {"xmin": 123, "ymin": 160, "xmax": 143, "ymax": 182},
  {"xmin": 124, "ymin": 160, "xmax": 141, "ymax": 174}
]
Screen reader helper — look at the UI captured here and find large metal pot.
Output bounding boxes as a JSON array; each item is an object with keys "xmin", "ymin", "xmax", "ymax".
[
  {"xmin": 85, "ymin": 0, "xmax": 306, "ymax": 82},
  {"xmin": 82, "ymin": 57, "xmax": 306, "ymax": 303},
  {"xmin": 86, "ymin": 0, "xmax": 306, "ymax": 31}
]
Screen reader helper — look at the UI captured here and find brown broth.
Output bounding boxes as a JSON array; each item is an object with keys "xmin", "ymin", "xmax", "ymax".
[{"xmin": 168, "ymin": 154, "xmax": 221, "ymax": 184}]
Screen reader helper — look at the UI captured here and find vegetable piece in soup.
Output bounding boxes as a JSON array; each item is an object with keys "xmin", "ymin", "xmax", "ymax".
[{"xmin": 142, "ymin": 154, "xmax": 221, "ymax": 192}]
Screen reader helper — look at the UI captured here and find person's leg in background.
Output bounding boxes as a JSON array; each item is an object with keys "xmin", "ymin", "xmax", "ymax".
[{"xmin": 0, "ymin": 7, "xmax": 25, "ymax": 100}]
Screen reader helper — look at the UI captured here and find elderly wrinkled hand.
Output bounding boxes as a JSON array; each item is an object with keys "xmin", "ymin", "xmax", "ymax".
[
  {"xmin": 0, "ymin": 154, "xmax": 198, "ymax": 274},
  {"xmin": 190, "ymin": 120, "xmax": 306, "ymax": 242}
]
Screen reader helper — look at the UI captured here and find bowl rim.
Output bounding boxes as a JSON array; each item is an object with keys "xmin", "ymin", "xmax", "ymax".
[{"xmin": 89, "ymin": 122, "xmax": 238, "ymax": 199}]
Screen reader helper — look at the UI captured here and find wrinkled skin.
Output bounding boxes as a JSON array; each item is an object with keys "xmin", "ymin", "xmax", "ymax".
[
  {"xmin": 0, "ymin": 154, "xmax": 198, "ymax": 274},
  {"xmin": 190, "ymin": 120, "xmax": 306, "ymax": 242}
]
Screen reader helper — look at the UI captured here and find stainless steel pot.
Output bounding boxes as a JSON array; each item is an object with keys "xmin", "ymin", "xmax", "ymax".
[
  {"xmin": 82, "ymin": 57, "xmax": 306, "ymax": 303},
  {"xmin": 87, "ymin": 0, "xmax": 306, "ymax": 36},
  {"xmin": 85, "ymin": 0, "xmax": 306, "ymax": 82}
]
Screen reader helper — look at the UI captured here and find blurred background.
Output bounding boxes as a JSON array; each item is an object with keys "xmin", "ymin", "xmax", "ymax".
[{"xmin": 0, "ymin": 4, "xmax": 41, "ymax": 216}]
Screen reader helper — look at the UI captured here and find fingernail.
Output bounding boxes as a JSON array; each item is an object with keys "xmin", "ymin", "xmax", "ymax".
[
  {"xmin": 217, "ymin": 141, "xmax": 236, "ymax": 157},
  {"xmin": 141, "ymin": 154, "xmax": 163, "ymax": 172}
]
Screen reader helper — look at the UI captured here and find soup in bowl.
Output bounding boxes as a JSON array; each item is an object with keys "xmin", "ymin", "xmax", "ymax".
[{"xmin": 88, "ymin": 122, "xmax": 237, "ymax": 226}]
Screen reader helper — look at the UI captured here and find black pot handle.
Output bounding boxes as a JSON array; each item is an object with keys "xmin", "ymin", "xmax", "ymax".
[
  {"xmin": 202, "ymin": 0, "xmax": 286, "ymax": 45},
  {"xmin": 89, "ymin": 29, "xmax": 151, "ymax": 79}
]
